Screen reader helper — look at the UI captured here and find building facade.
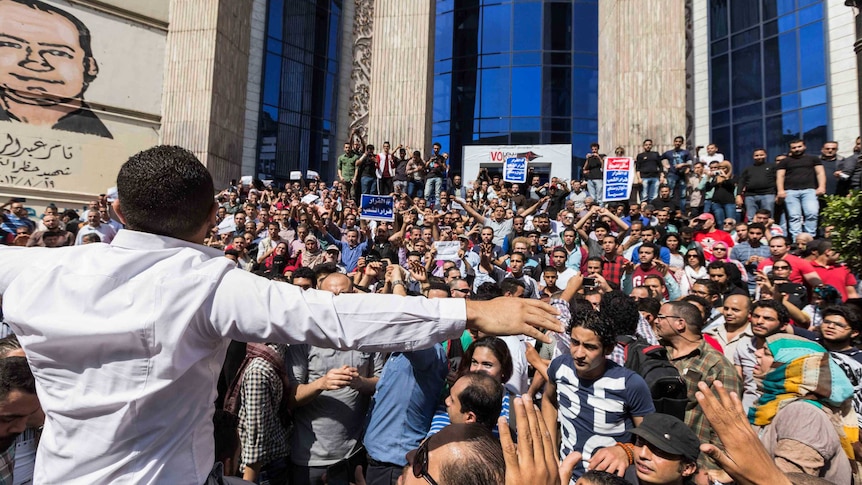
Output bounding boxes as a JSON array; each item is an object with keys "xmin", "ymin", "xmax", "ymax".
[{"xmin": 2, "ymin": 0, "xmax": 858, "ymax": 211}]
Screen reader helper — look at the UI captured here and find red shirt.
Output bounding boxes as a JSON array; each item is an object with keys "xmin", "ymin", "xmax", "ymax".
[
  {"xmin": 757, "ymin": 254, "xmax": 815, "ymax": 284},
  {"xmin": 632, "ymin": 264, "xmax": 668, "ymax": 299},
  {"xmin": 810, "ymin": 260, "xmax": 857, "ymax": 301},
  {"xmin": 694, "ymin": 229, "xmax": 735, "ymax": 260}
]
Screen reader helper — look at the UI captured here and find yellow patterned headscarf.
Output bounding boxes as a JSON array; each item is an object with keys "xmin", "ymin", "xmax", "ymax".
[{"xmin": 749, "ymin": 334, "xmax": 858, "ymax": 459}]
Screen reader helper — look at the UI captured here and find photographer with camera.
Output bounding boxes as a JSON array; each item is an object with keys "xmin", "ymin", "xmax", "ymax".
[
  {"xmin": 703, "ymin": 160, "xmax": 739, "ymax": 224},
  {"xmin": 355, "ymin": 143, "xmax": 379, "ymax": 196}
]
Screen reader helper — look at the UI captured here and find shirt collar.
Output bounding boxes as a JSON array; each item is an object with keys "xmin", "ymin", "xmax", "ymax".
[{"xmin": 110, "ymin": 229, "xmax": 224, "ymax": 259}]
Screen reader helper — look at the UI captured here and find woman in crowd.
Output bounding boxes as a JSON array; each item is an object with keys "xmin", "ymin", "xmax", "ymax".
[
  {"xmin": 750, "ymin": 334, "xmax": 857, "ymax": 483},
  {"xmin": 679, "ymin": 247, "xmax": 708, "ymax": 297},
  {"xmin": 426, "ymin": 336, "xmax": 514, "ymax": 436},
  {"xmin": 296, "ymin": 234, "xmax": 326, "ymax": 269},
  {"xmin": 709, "ymin": 242, "xmax": 748, "ymax": 285},
  {"xmin": 262, "ymin": 241, "xmax": 295, "ymax": 277}
]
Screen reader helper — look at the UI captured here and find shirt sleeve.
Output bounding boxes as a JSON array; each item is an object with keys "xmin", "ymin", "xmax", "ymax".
[
  {"xmin": 240, "ymin": 361, "xmax": 282, "ymax": 465},
  {"xmin": 208, "ymin": 268, "xmax": 467, "ymax": 352}
]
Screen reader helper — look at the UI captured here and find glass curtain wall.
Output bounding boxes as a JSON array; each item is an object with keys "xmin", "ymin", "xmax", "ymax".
[
  {"xmin": 709, "ymin": 0, "xmax": 828, "ymax": 170},
  {"xmin": 257, "ymin": 0, "xmax": 342, "ymax": 182},
  {"xmin": 433, "ymin": 0, "xmax": 599, "ymax": 177}
]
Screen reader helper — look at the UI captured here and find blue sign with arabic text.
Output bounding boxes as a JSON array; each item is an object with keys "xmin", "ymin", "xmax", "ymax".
[
  {"xmin": 360, "ymin": 194, "xmax": 395, "ymax": 222},
  {"xmin": 503, "ymin": 157, "xmax": 527, "ymax": 183}
]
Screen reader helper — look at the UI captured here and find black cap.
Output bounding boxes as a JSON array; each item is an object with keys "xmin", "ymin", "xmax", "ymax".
[{"xmin": 630, "ymin": 413, "xmax": 700, "ymax": 461}]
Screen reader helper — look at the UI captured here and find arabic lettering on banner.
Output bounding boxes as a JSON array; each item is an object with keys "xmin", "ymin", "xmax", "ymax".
[
  {"xmin": 0, "ymin": 133, "xmax": 78, "ymax": 189},
  {"xmin": 360, "ymin": 194, "xmax": 395, "ymax": 222},
  {"xmin": 503, "ymin": 157, "xmax": 527, "ymax": 183},
  {"xmin": 602, "ymin": 157, "xmax": 634, "ymax": 202}
]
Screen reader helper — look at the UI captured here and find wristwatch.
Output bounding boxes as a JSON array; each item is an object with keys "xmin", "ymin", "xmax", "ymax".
[{"xmin": 391, "ymin": 279, "xmax": 405, "ymax": 287}]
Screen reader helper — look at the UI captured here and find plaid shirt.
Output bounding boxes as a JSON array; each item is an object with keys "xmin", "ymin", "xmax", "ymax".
[
  {"xmin": 239, "ymin": 345, "xmax": 290, "ymax": 468},
  {"xmin": 0, "ymin": 443, "xmax": 12, "ymax": 485},
  {"xmin": 600, "ymin": 253, "xmax": 629, "ymax": 288},
  {"xmin": 668, "ymin": 340, "xmax": 742, "ymax": 468}
]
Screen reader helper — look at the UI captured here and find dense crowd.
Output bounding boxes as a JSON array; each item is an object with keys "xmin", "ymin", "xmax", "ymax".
[{"xmin": 0, "ymin": 137, "xmax": 861, "ymax": 485}]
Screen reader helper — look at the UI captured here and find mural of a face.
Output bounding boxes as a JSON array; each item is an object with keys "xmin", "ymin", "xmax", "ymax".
[{"xmin": 0, "ymin": 0, "xmax": 110, "ymax": 138}]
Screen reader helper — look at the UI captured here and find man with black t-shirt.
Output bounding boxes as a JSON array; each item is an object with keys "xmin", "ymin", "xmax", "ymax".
[
  {"xmin": 582, "ymin": 142, "xmax": 605, "ymax": 205},
  {"xmin": 737, "ymin": 148, "xmax": 776, "ymax": 222},
  {"xmin": 776, "ymin": 139, "xmax": 825, "ymax": 238},
  {"xmin": 636, "ymin": 139, "xmax": 663, "ymax": 202}
]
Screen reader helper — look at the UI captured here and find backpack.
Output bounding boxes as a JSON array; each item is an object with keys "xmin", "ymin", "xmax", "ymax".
[{"xmin": 618, "ymin": 335, "xmax": 688, "ymax": 421}]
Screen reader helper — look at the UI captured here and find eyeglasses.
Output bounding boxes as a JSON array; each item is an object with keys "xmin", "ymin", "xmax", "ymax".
[
  {"xmin": 655, "ymin": 314, "xmax": 684, "ymax": 323},
  {"xmin": 772, "ymin": 265, "xmax": 790, "ymax": 271},
  {"xmin": 686, "ymin": 254, "xmax": 699, "ymax": 258},
  {"xmin": 452, "ymin": 288, "xmax": 472, "ymax": 295},
  {"xmin": 412, "ymin": 439, "xmax": 440, "ymax": 485},
  {"xmin": 822, "ymin": 319, "xmax": 851, "ymax": 330},
  {"xmin": 713, "ymin": 247, "xmax": 727, "ymax": 251}
]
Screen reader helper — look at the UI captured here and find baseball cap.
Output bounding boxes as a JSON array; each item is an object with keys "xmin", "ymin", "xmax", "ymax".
[
  {"xmin": 457, "ymin": 234, "xmax": 470, "ymax": 240},
  {"xmin": 630, "ymin": 413, "xmax": 701, "ymax": 462},
  {"xmin": 325, "ymin": 245, "xmax": 339, "ymax": 253},
  {"xmin": 694, "ymin": 213, "xmax": 714, "ymax": 222}
]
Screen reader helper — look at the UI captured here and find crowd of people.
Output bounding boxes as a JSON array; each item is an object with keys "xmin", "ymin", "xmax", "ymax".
[{"xmin": 0, "ymin": 137, "xmax": 860, "ymax": 485}]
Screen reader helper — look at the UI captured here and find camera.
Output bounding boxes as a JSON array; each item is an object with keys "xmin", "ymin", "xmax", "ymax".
[
  {"xmin": 712, "ymin": 171, "xmax": 721, "ymax": 176},
  {"xmin": 583, "ymin": 278, "xmax": 597, "ymax": 289}
]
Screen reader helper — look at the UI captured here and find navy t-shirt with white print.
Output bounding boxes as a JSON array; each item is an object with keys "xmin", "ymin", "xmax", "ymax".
[{"xmin": 548, "ymin": 354, "xmax": 654, "ymax": 482}]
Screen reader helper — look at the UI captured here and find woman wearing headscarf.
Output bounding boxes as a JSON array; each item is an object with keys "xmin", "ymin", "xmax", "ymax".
[
  {"xmin": 751, "ymin": 334, "xmax": 858, "ymax": 483},
  {"xmin": 296, "ymin": 234, "xmax": 326, "ymax": 269},
  {"xmin": 705, "ymin": 160, "xmax": 739, "ymax": 223}
]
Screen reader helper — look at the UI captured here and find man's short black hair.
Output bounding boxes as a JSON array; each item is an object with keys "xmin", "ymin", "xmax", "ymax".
[
  {"xmin": 822, "ymin": 305, "xmax": 861, "ymax": 333},
  {"xmin": 499, "ymin": 278, "xmax": 526, "ymax": 296},
  {"xmin": 0, "ymin": 357, "xmax": 36, "ymax": 402},
  {"xmin": 117, "ymin": 146, "xmax": 215, "ymax": 240},
  {"xmin": 750, "ymin": 300, "xmax": 790, "ymax": 328},
  {"xmin": 291, "ymin": 267, "xmax": 316, "ymax": 286},
  {"xmin": 455, "ymin": 372, "xmax": 503, "ymax": 430},
  {"xmin": 571, "ymin": 307, "xmax": 616, "ymax": 349},
  {"xmin": 638, "ymin": 297, "xmax": 662, "ymax": 317},
  {"xmin": 473, "ymin": 282, "xmax": 503, "ymax": 301},
  {"xmin": 600, "ymin": 291, "xmax": 639, "ymax": 336}
]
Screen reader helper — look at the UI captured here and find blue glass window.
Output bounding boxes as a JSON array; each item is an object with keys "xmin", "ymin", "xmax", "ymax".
[
  {"xmin": 481, "ymin": 5, "xmax": 511, "ymax": 54},
  {"xmin": 513, "ymin": 3, "xmax": 541, "ymax": 51},
  {"xmin": 799, "ymin": 23, "xmax": 824, "ymax": 88},
  {"xmin": 480, "ymin": 69, "xmax": 511, "ymax": 118},
  {"xmin": 436, "ymin": 12, "xmax": 454, "ymax": 61},
  {"xmin": 511, "ymin": 67, "xmax": 541, "ymax": 117}
]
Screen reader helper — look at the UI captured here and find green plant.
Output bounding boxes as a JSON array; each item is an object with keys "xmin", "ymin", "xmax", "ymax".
[{"xmin": 821, "ymin": 191, "xmax": 862, "ymax": 276}]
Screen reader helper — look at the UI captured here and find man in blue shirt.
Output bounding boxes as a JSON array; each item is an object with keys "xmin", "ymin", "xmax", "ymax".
[
  {"xmin": 660, "ymin": 136, "xmax": 693, "ymax": 210},
  {"xmin": 319, "ymin": 223, "xmax": 368, "ymax": 272},
  {"xmin": 363, "ymin": 346, "xmax": 448, "ymax": 485}
]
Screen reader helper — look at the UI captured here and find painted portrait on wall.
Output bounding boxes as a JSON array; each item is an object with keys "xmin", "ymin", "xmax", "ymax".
[{"xmin": 0, "ymin": 0, "xmax": 112, "ymax": 138}]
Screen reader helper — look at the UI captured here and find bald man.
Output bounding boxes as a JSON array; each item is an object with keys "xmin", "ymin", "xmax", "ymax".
[{"xmin": 286, "ymin": 272, "xmax": 383, "ymax": 485}]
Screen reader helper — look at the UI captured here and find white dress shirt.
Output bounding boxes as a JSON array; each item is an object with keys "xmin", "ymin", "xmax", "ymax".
[{"xmin": 0, "ymin": 230, "xmax": 465, "ymax": 485}]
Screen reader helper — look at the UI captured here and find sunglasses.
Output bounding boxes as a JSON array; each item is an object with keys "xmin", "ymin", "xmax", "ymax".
[{"xmin": 413, "ymin": 439, "xmax": 439, "ymax": 485}]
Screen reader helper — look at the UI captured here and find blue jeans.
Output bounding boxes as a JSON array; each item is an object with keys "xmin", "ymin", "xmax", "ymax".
[
  {"xmin": 360, "ymin": 176, "xmax": 377, "ymax": 196},
  {"xmin": 425, "ymin": 177, "xmax": 443, "ymax": 206},
  {"xmin": 710, "ymin": 202, "xmax": 739, "ymax": 224},
  {"xmin": 407, "ymin": 180, "xmax": 424, "ymax": 198},
  {"xmin": 587, "ymin": 179, "xmax": 603, "ymax": 204},
  {"xmin": 641, "ymin": 177, "xmax": 660, "ymax": 202},
  {"xmin": 666, "ymin": 172, "xmax": 686, "ymax": 212},
  {"xmin": 744, "ymin": 194, "xmax": 775, "ymax": 221},
  {"xmin": 784, "ymin": 188, "xmax": 819, "ymax": 237}
]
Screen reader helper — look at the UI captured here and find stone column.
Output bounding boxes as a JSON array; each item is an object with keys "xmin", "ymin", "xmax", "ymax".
[
  {"xmin": 366, "ymin": 0, "xmax": 435, "ymax": 153},
  {"xmin": 161, "ymin": 0, "xmax": 253, "ymax": 187},
  {"xmin": 598, "ymin": 0, "xmax": 687, "ymax": 156}
]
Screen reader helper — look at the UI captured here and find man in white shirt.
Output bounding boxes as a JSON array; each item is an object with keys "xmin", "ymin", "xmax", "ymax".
[
  {"xmin": 0, "ymin": 145, "xmax": 560, "ymax": 485},
  {"xmin": 74, "ymin": 210, "xmax": 116, "ymax": 245}
]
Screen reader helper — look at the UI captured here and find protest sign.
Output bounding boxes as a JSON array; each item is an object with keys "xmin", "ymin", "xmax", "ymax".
[
  {"xmin": 360, "ymin": 194, "xmax": 395, "ymax": 222},
  {"xmin": 307, "ymin": 170, "xmax": 320, "ymax": 180},
  {"xmin": 503, "ymin": 157, "xmax": 527, "ymax": 183},
  {"xmin": 289, "ymin": 171, "xmax": 303, "ymax": 181},
  {"xmin": 217, "ymin": 215, "xmax": 236, "ymax": 235},
  {"xmin": 435, "ymin": 241, "xmax": 460, "ymax": 261},
  {"xmin": 301, "ymin": 194, "xmax": 319, "ymax": 205},
  {"xmin": 603, "ymin": 157, "xmax": 634, "ymax": 202}
]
